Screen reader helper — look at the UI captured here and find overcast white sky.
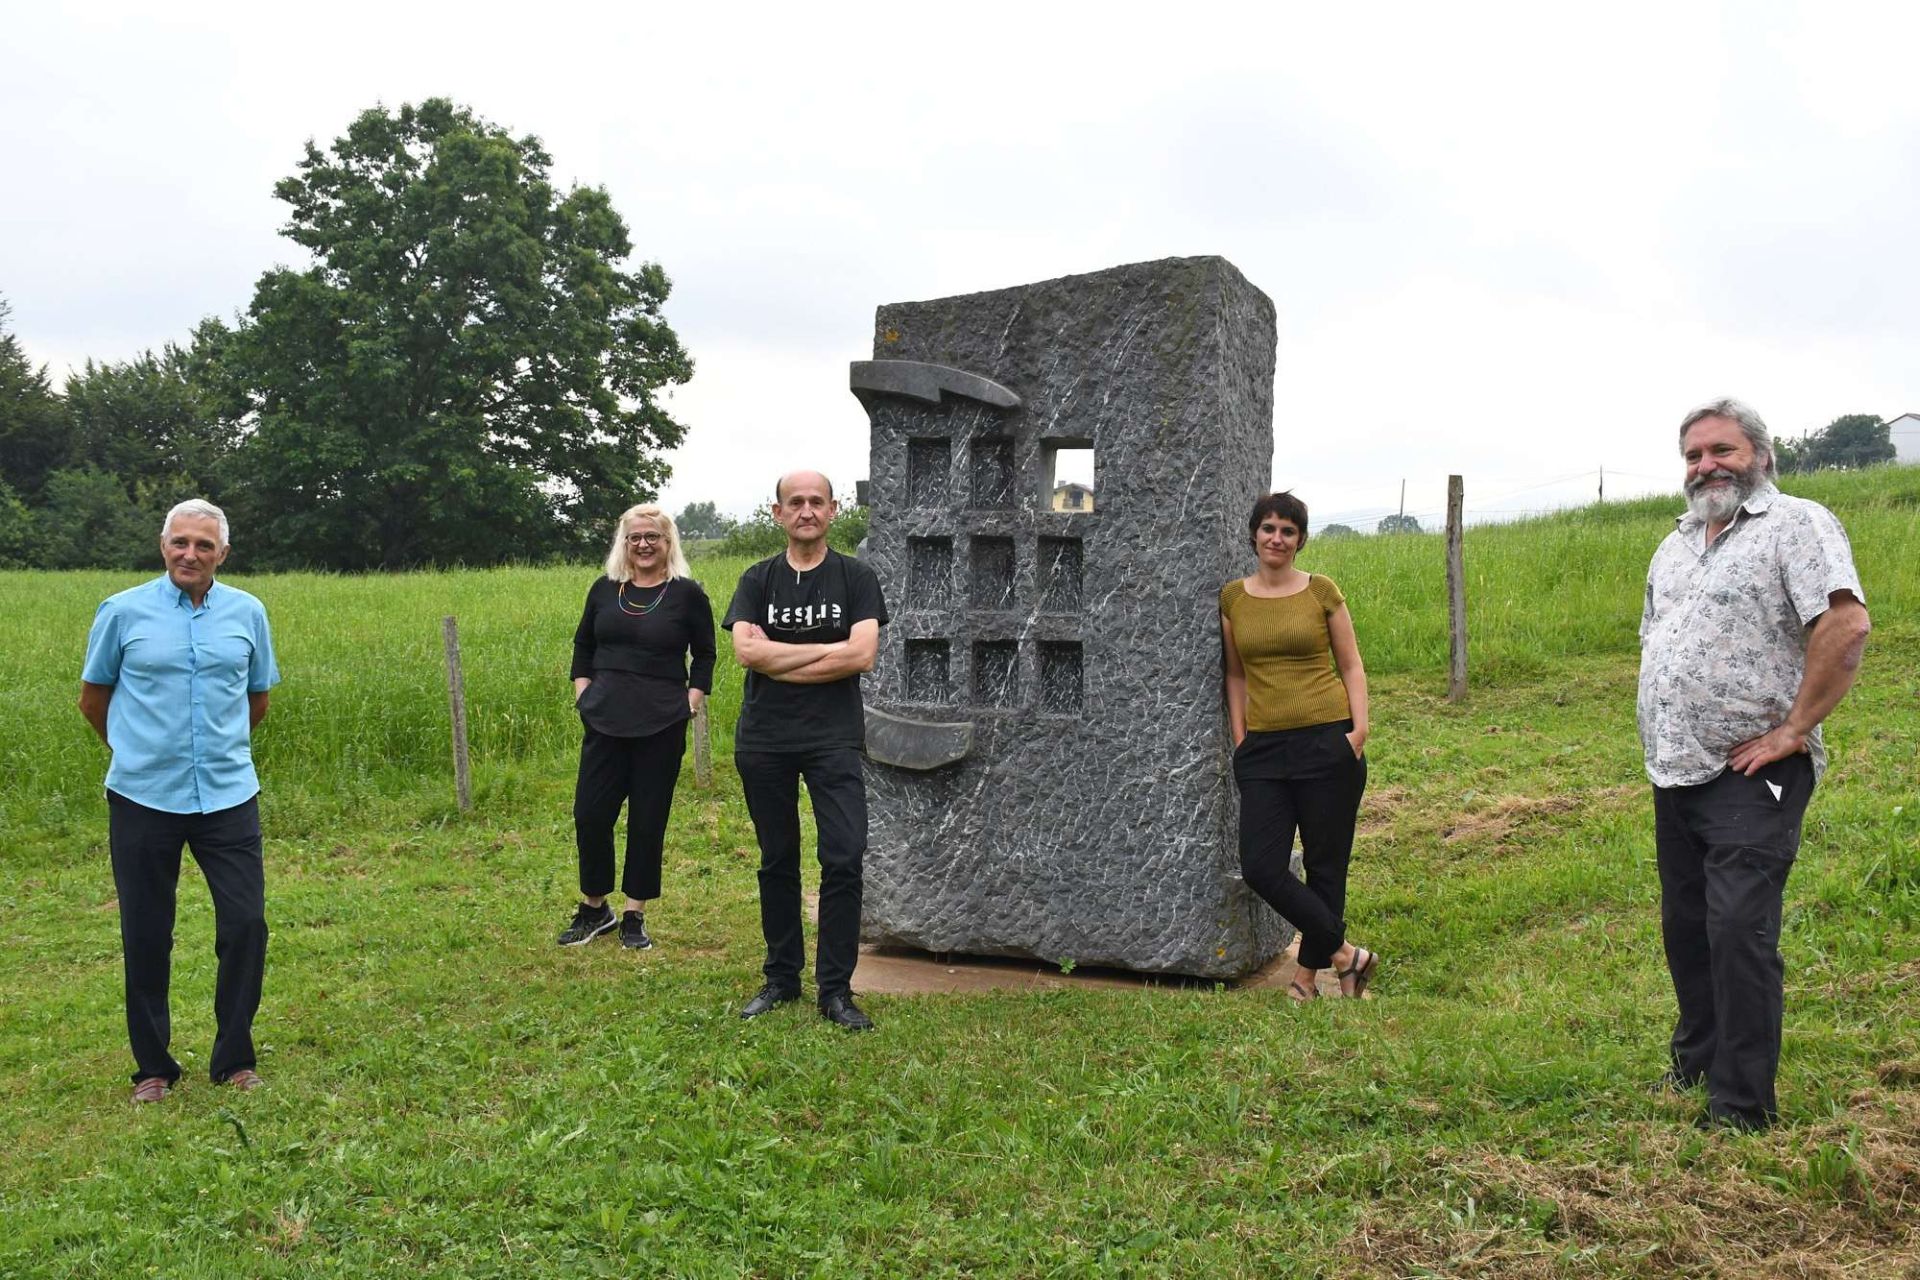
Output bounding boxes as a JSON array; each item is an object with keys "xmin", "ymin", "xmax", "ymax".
[{"xmin": 6, "ymin": 0, "xmax": 1917, "ymax": 531}]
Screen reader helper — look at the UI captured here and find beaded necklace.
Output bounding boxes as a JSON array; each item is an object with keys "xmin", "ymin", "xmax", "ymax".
[{"xmin": 617, "ymin": 578, "xmax": 671, "ymax": 616}]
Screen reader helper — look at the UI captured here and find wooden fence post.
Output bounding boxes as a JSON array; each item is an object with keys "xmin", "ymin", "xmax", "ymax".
[
  {"xmin": 442, "ymin": 615, "xmax": 473, "ymax": 810},
  {"xmin": 1445, "ymin": 475, "xmax": 1468, "ymax": 703},
  {"xmin": 693, "ymin": 700, "xmax": 712, "ymax": 787}
]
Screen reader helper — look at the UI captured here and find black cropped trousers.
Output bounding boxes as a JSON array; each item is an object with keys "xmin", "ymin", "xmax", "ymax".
[
  {"xmin": 573, "ymin": 721, "xmax": 687, "ymax": 902},
  {"xmin": 1233, "ymin": 720, "xmax": 1368, "ymax": 971}
]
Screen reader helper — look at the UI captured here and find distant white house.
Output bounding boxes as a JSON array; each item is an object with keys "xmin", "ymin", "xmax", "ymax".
[{"xmin": 1890, "ymin": 412, "xmax": 1920, "ymax": 465}]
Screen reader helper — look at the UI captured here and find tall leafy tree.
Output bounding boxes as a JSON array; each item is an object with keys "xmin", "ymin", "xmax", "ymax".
[
  {"xmin": 1806, "ymin": 414, "xmax": 1893, "ymax": 470},
  {"xmin": 674, "ymin": 500, "xmax": 733, "ymax": 540},
  {"xmin": 0, "ymin": 480, "xmax": 34, "ymax": 567},
  {"xmin": 35, "ymin": 466, "xmax": 153, "ymax": 569},
  {"xmin": 1776, "ymin": 414, "xmax": 1894, "ymax": 473},
  {"xmin": 0, "ymin": 296, "xmax": 74, "ymax": 503},
  {"xmin": 64, "ymin": 338, "xmax": 230, "ymax": 505},
  {"xmin": 218, "ymin": 99, "xmax": 693, "ymax": 568}
]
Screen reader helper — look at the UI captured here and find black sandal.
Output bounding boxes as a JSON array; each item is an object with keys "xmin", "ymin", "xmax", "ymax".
[{"xmin": 1338, "ymin": 947, "xmax": 1378, "ymax": 998}]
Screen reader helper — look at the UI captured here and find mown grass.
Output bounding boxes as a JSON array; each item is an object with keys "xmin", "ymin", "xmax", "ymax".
[{"xmin": 1, "ymin": 472, "xmax": 1916, "ymax": 1277}]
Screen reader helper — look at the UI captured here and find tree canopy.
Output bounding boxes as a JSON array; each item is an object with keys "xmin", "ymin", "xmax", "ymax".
[
  {"xmin": 65, "ymin": 337, "xmax": 229, "ymax": 506},
  {"xmin": 216, "ymin": 98, "xmax": 693, "ymax": 568},
  {"xmin": 1376, "ymin": 513, "xmax": 1422, "ymax": 535},
  {"xmin": 0, "ymin": 297, "xmax": 73, "ymax": 504},
  {"xmin": 675, "ymin": 500, "xmax": 733, "ymax": 541},
  {"xmin": 1775, "ymin": 414, "xmax": 1893, "ymax": 474}
]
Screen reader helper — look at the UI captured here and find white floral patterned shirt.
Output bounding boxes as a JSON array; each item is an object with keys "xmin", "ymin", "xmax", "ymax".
[{"xmin": 1637, "ymin": 482, "xmax": 1864, "ymax": 788}]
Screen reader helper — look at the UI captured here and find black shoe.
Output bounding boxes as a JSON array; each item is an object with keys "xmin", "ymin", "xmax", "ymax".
[
  {"xmin": 819, "ymin": 992, "xmax": 874, "ymax": 1031},
  {"xmin": 740, "ymin": 983, "xmax": 802, "ymax": 1019},
  {"xmin": 556, "ymin": 901, "xmax": 616, "ymax": 947},
  {"xmin": 619, "ymin": 910, "xmax": 654, "ymax": 950}
]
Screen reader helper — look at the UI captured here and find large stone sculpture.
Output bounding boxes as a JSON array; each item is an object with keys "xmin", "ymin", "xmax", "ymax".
[{"xmin": 852, "ymin": 256, "xmax": 1283, "ymax": 979}]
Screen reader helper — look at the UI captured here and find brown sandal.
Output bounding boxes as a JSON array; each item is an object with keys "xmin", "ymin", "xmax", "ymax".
[{"xmin": 1288, "ymin": 978, "xmax": 1319, "ymax": 1003}]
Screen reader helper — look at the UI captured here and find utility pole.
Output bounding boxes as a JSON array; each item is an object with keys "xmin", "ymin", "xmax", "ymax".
[
  {"xmin": 1598, "ymin": 465, "xmax": 1604, "ymax": 503},
  {"xmin": 1398, "ymin": 479, "xmax": 1406, "ymax": 521}
]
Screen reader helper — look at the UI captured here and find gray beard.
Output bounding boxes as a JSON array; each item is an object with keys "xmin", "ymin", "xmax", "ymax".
[{"xmin": 1685, "ymin": 467, "xmax": 1758, "ymax": 525}]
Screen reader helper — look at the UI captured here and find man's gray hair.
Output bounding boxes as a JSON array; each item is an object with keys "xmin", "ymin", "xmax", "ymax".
[
  {"xmin": 161, "ymin": 498, "xmax": 230, "ymax": 548},
  {"xmin": 1679, "ymin": 397, "xmax": 1776, "ymax": 478}
]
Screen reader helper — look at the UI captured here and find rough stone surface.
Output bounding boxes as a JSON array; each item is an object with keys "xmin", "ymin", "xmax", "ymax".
[{"xmin": 852, "ymin": 256, "xmax": 1284, "ymax": 979}]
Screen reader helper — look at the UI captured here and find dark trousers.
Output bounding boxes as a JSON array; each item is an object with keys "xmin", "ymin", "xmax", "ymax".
[
  {"xmin": 735, "ymin": 746, "xmax": 867, "ymax": 1001},
  {"xmin": 574, "ymin": 722, "xmax": 687, "ymax": 901},
  {"xmin": 1654, "ymin": 755, "xmax": 1813, "ymax": 1127},
  {"xmin": 1234, "ymin": 722, "xmax": 1368, "ymax": 971},
  {"xmin": 107, "ymin": 790, "xmax": 268, "ymax": 1085}
]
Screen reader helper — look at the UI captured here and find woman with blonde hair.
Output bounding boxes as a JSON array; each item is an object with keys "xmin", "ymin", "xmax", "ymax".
[{"xmin": 557, "ymin": 504, "xmax": 715, "ymax": 949}]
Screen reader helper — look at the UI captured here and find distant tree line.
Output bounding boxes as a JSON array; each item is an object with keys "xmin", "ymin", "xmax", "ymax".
[
  {"xmin": 1772, "ymin": 414, "xmax": 1896, "ymax": 474},
  {"xmin": 0, "ymin": 98, "xmax": 691, "ymax": 572},
  {"xmin": 699, "ymin": 504, "xmax": 868, "ymax": 558}
]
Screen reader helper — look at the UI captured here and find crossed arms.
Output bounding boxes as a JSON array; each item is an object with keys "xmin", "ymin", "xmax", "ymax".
[{"xmin": 730, "ymin": 619, "xmax": 879, "ymax": 684}]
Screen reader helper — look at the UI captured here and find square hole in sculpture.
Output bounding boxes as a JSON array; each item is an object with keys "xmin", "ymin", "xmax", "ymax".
[{"xmin": 1043, "ymin": 441, "xmax": 1094, "ymax": 512}]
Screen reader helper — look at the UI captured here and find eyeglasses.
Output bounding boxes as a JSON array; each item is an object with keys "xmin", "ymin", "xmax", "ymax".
[{"xmin": 625, "ymin": 532, "xmax": 664, "ymax": 546}]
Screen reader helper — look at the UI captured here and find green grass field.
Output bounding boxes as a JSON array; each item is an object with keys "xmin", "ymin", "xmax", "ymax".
[{"xmin": 1, "ymin": 469, "xmax": 1916, "ymax": 1277}]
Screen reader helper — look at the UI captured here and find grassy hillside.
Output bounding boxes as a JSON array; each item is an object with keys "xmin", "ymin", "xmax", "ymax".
[{"xmin": 0, "ymin": 471, "xmax": 1915, "ymax": 1277}]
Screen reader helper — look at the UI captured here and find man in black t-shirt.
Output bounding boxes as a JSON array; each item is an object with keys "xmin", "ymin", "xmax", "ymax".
[{"xmin": 723, "ymin": 470, "xmax": 889, "ymax": 1030}]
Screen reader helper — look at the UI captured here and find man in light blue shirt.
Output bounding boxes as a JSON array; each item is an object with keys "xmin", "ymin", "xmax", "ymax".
[{"xmin": 80, "ymin": 499, "xmax": 280, "ymax": 1103}]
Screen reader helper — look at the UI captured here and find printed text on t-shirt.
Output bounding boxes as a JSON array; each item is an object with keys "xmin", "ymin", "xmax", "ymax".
[{"xmin": 768, "ymin": 602, "xmax": 843, "ymax": 630}]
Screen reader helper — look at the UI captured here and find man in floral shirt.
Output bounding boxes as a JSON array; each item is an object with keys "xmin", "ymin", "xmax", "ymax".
[{"xmin": 1638, "ymin": 398, "xmax": 1870, "ymax": 1131}]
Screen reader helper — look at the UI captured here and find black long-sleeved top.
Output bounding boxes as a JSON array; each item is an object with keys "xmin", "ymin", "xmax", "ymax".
[{"xmin": 570, "ymin": 576, "xmax": 715, "ymax": 739}]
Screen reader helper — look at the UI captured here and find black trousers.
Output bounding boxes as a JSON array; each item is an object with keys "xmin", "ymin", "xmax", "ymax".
[
  {"xmin": 735, "ymin": 746, "xmax": 866, "ymax": 1001},
  {"xmin": 1654, "ymin": 755, "xmax": 1813, "ymax": 1127},
  {"xmin": 106, "ymin": 790, "xmax": 267, "ymax": 1085},
  {"xmin": 1234, "ymin": 721, "xmax": 1368, "ymax": 971},
  {"xmin": 573, "ymin": 722, "xmax": 687, "ymax": 902}
]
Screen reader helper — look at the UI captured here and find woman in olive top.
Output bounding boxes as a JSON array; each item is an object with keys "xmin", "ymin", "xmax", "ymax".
[
  {"xmin": 558, "ymin": 504, "xmax": 715, "ymax": 950},
  {"xmin": 1220, "ymin": 491, "xmax": 1377, "ymax": 1002}
]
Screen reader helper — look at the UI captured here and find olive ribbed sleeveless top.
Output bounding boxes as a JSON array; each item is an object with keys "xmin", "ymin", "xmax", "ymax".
[{"xmin": 1219, "ymin": 574, "xmax": 1350, "ymax": 731}]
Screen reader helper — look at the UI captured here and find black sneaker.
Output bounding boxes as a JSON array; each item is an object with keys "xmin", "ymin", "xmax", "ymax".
[
  {"xmin": 556, "ymin": 901, "xmax": 616, "ymax": 946},
  {"xmin": 619, "ymin": 910, "xmax": 654, "ymax": 950}
]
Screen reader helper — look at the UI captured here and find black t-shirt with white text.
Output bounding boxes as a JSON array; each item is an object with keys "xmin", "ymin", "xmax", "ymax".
[{"xmin": 723, "ymin": 549, "xmax": 889, "ymax": 752}]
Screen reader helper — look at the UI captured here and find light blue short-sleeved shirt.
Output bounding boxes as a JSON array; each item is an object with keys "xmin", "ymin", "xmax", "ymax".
[{"xmin": 82, "ymin": 575, "xmax": 280, "ymax": 814}]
